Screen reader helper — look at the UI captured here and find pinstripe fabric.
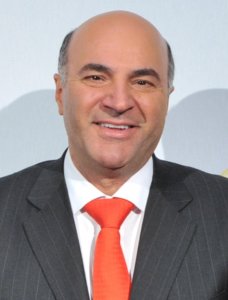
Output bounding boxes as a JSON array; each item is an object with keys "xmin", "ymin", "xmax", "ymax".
[
  {"xmin": 131, "ymin": 158, "xmax": 228, "ymax": 300},
  {"xmin": 0, "ymin": 154, "xmax": 228, "ymax": 299},
  {"xmin": 0, "ymin": 158, "xmax": 89, "ymax": 300}
]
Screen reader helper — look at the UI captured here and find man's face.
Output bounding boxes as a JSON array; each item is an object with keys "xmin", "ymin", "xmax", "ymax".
[{"xmin": 55, "ymin": 12, "xmax": 172, "ymax": 178}]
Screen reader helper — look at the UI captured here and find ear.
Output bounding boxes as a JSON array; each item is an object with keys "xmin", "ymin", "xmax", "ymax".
[
  {"xmin": 54, "ymin": 73, "xmax": 64, "ymax": 115},
  {"xmin": 165, "ymin": 86, "xmax": 174, "ymax": 115},
  {"xmin": 169, "ymin": 86, "xmax": 175, "ymax": 95}
]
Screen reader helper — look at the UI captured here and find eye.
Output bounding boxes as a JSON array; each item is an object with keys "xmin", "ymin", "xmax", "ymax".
[
  {"xmin": 81, "ymin": 74, "xmax": 109, "ymax": 87},
  {"xmin": 132, "ymin": 78, "xmax": 157, "ymax": 91},
  {"xmin": 136, "ymin": 80, "xmax": 152, "ymax": 86},
  {"xmin": 85, "ymin": 75, "xmax": 103, "ymax": 81}
]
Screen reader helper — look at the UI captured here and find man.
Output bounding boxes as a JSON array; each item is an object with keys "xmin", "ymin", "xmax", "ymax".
[{"xmin": 0, "ymin": 11, "xmax": 228, "ymax": 300}]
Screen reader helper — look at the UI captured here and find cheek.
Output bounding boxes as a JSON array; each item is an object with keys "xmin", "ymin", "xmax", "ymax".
[
  {"xmin": 143, "ymin": 96, "xmax": 168, "ymax": 121},
  {"xmin": 64, "ymin": 86, "xmax": 101, "ymax": 113},
  {"xmin": 142, "ymin": 98, "xmax": 168, "ymax": 136},
  {"xmin": 61, "ymin": 91, "xmax": 80, "ymax": 131},
  {"xmin": 61, "ymin": 88, "xmax": 82, "ymax": 120},
  {"xmin": 62, "ymin": 88, "xmax": 97, "ymax": 133}
]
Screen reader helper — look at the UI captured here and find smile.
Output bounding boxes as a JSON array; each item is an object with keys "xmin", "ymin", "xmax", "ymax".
[{"xmin": 99, "ymin": 123, "xmax": 133, "ymax": 130}]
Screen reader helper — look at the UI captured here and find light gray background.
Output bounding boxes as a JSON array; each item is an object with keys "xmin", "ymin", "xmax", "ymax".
[{"xmin": 0, "ymin": 1, "xmax": 227, "ymax": 176}]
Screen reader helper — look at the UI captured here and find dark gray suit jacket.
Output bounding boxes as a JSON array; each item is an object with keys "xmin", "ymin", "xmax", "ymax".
[{"xmin": 0, "ymin": 154, "xmax": 228, "ymax": 299}]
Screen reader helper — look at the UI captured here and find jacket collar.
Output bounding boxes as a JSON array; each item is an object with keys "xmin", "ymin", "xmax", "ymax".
[
  {"xmin": 24, "ymin": 154, "xmax": 90, "ymax": 300},
  {"xmin": 131, "ymin": 156, "xmax": 195, "ymax": 299}
]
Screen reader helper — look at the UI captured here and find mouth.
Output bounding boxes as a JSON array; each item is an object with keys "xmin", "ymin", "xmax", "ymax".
[
  {"xmin": 96, "ymin": 122, "xmax": 135, "ymax": 130},
  {"xmin": 93, "ymin": 121, "xmax": 138, "ymax": 139}
]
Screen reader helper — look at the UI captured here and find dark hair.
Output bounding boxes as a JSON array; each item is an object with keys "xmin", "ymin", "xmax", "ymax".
[
  {"xmin": 58, "ymin": 30, "xmax": 175, "ymax": 87},
  {"xmin": 166, "ymin": 41, "xmax": 175, "ymax": 88},
  {"xmin": 57, "ymin": 30, "xmax": 75, "ymax": 79}
]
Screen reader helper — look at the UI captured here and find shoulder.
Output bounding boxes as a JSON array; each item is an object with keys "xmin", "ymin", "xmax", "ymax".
[
  {"xmin": 0, "ymin": 156, "xmax": 64, "ymax": 198},
  {"xmin": 153, "ymin": 155, "xmax": 228, "ymax": 193}
]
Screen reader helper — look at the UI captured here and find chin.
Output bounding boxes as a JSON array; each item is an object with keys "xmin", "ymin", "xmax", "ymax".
[
  {"xmin": 101, "ymin": 161, "xmax": 125, "ymax": 170},
  {"xmin": 98, "ymin": 156, "xmax": 127, "ymax": 170}
]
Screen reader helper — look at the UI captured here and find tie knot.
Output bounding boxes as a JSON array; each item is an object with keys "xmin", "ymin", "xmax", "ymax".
[{"xmin": 84, "ymin": 197, "xmax": 134, "ymax": 229}]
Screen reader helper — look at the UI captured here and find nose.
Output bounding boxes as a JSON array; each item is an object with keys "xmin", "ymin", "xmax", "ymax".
[{"xmin": 101, "ymin": 80, "xmax": 134, "ymax": 115}]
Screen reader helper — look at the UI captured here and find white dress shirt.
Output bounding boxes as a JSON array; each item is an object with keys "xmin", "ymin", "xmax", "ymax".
[{"xmin": 64, "ymin": 150, "xmax": 153, "ymax": 298}]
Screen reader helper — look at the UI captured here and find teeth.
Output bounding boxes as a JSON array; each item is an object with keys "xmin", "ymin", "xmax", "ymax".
[{"xmin": 100, "ymin": 123, "xmax": 130, "ymax": 130}]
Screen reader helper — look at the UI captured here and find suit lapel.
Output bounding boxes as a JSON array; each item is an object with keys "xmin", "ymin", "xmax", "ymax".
[
  {"xmin": 131, "ymin": 157, "xmax": 196, "ymax": 300},
  {"xmin": 23, "ymin": 163, "xmax": 89, "ymax": 300}
]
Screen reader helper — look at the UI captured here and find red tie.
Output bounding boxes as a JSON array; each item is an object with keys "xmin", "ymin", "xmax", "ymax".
[{"xmin": 84, "ymin": 197, "xmax": 134, "ymax": 300}]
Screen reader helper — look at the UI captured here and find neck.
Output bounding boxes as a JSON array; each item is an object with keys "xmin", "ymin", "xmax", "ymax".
[
  {"xmin": 77, "ymin": 163, "xmax": 130, "ymax": 195},
  {"xmin": 68, "ymin": 147, "xmax": 151, "ymax": 195},
  {"xmin": 69, "ymin": 155, "xmax": 140, "ymax": 196}
]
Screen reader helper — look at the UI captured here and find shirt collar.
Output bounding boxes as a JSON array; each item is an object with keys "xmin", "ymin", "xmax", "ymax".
[{"xmin": 64, "ymin": 150, "xmax": 153, "ymax": 215}]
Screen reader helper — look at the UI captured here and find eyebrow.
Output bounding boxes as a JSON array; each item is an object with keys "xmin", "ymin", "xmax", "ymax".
[
  {"xmin": 78, "ymin": 63, "xmax": 113, "ymax": 75},
  {"xmin": 131, "ymin": 68, "xmax": 161, "ymax": 82},
  {"xmin": 78, "ymin": 63, "xmax": 161, "ymax": 82}
]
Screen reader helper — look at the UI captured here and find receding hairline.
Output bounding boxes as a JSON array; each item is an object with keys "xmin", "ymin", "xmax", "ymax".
[{"xmin": 57, "ymin": 11, "xmax": 175, "ymax": 87}]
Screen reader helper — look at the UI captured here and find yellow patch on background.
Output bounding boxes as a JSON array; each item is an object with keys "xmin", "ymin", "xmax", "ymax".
[{"xmin": 221, "ymin": 169, "xmax": 228, "ymax": 178}]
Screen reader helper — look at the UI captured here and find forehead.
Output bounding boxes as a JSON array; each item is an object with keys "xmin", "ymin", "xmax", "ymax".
[{"xmin": 67, "ymin": 13, "xmax": 168, "ymax": 74}]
